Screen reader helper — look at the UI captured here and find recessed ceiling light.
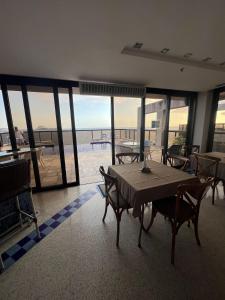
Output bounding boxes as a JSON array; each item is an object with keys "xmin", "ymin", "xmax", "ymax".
[
  {"xmin": 202, "ymin": 57, "xmax": 212, "ymax": 62},
  {"xmin": 160, "ymin": 48, "xmax": 170, "ymax": 54},
  {"xmin": 133, "ymin": 42, "xmax": 143, "ymax": 49},
  {"xmin": 184, "ymin": 53, "xmax": 192, "ymax": 58}
]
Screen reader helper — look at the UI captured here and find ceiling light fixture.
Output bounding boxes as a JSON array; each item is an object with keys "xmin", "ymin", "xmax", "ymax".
[
  {"xmin": 202, "ymin": 57, "xmax": 212, "ymax": 62},
  {"xmin": 160, "ymin": 48, "xmax": 170, "ymax": 54},
  {"xmin": 184, "ymin": 53, "xmax": 192, "ymax": 58},
  {"xmin": 121, "ymin": 47, "xmax": 225, "ymax": 72},
  {"xmin": 133, "ymin": 42, "xmax": 143, "ymax": 49}
]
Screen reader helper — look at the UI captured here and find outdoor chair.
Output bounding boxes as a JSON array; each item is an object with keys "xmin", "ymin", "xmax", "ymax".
[
  {"xmin": 23, "ymin": 147, "xmax": 45, "ymax": 168},
  {"xmin": 138, "ymin": 178, "xmax": 213, "ymax": 264},
  {"xmin": 0, "ymin": 159, "xmax": 40, "ymax": 272},
  {"xmin": 98, "ymin": 166, "xmax": 131, "ymax": 247},
  {"xmin": 194, "ymin": 153, "xmax": 221, "ymax": 205}
]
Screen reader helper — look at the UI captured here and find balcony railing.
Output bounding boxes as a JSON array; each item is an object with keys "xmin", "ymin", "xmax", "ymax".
[{"xmin": 0, "ymin": 128, "xmax": 190, "ymax": 148}]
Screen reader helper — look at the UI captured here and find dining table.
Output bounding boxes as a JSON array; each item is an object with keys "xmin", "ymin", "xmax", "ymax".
[{"xmin": 108, "ymin": 160, "xmax": 197, "ymax": 218}]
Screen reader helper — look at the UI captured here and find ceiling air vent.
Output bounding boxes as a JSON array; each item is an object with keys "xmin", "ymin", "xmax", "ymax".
[{"xmin": 79, "ymin": 81, "xmax": 146, "ymax": 98}]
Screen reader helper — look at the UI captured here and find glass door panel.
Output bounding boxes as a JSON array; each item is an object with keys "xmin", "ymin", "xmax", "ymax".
[
  {"xmin": 73, "ymin": 95, "xmax": 111, "ymax": 184},
  {"xmin": 114, "ymin": 97, "xmax": 141, "ymax": 163},
  {"xmin": 213, "ymin": 92, "xmax": 225, "ymax": 152},
  {"xmin": 58, "ymin": 88, "xmax": 76, "ymax": 183},
  {"xmin": 27, "ymin": 86, "xmax": 63, "ymax": 187},
  {"xmin": 0, "ymin": 88, "xmax": 10, "ymax": 148},
  {"xmin": 145, "ymin": 95, "xmax": 167, "ymax": 162},
  {"xmin": 168, "ymin": 97, "xmax": 189, "ymax": 147},
  {"xmin": 8, "ymin": 86, "xmax": 36, "ymax": 187}
]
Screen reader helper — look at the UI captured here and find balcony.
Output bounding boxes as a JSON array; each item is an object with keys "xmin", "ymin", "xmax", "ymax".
[{"xmin": 0, "ymin": 128, "xmax": 188, "ymax": 186}]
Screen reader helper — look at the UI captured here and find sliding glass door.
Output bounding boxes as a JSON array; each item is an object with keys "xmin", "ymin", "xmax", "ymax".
[
  {"xmin": 73, "ymin": 95, "xmax": 112, "ymax": 184},
  {"xmin": 145, "ymin": 95, "xmax": 167, "ymax": 162},
  {"xmin": 144, "ymin": 93, "xmax": 194, "ymax": 162},
  {"xmin": 114, "ymin": 97, "xmax": 141, "ymax": 163},
  {"xmin": 212, "ymin": 92, "xmax": 225, "ymax": 152},
  {"xmin": 58, "ymin": 88, "xmax": 78, "ymax": 184},
  {"xmin": 27, "ymin": 87, "xmax": 64, "ymax": 188},
  {"xmin": 7, "ymin": 86, "xmax": 37, "ymax": 187},
  {"xmin": 168, "ymin": 96, "xmax": 189, "ymax": 147},
  {"xmin": 0, "ymin": 88, "xmax": 10, "ymax": 149}
]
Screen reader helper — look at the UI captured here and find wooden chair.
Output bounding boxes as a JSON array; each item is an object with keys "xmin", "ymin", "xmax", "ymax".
[
  {"xmin": 23, "ymin": 147, "xmax": 45, "ymax": 168},
  {"xmin": 167, "ymin": 154, "xmax": 190, "ymax": 171},
  {"xmin": 99, "ymin": 166, "xmax": 131, "ymax": 247},
  {"xmin": 168, "ymin": 145, "xmax": 201, "ymax": 172},
  {"xmin": 138, "ymin": 178, "xmax": 213, "ymax": 264},
  {"xmin": 194, "ymin": 153, "xmax": 221, "ymax": 205},
  {"xmin": 0, "ymin": 160, "xmax": 40, "ymax": 272},
  {"xmin": 183, "ymin": 144, "xmax": 200, "ymax": 157},
  {"xmin": 116, "ymin": 152, "xmax": 140, "ymax": 164},
  {"xmin": 166, "ymin": 144, "xmax": 182, "ymax": 167}
]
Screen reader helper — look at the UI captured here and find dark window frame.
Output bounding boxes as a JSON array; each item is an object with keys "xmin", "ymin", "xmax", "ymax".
[
  {"xmin": 0, "ymin": 74, "xmax": 197, "ymax": 192},
  {"xmin": 207, "ymin": 87, "xmax": 225, "ymax": 152}
]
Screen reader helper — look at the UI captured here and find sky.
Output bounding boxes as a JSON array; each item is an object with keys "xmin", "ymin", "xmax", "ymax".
[{"xmin": 0, "ymin": 90, "xmax": 224, "ymax": 132}]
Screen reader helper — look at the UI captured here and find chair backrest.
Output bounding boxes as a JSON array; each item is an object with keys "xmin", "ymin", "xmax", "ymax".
[
  {"xmin": 176, "ymin": 178, "xmax": 214, "ymax": 217},
  {"xmin": 168, "ymin": 144, "xmax": 182, "ymax": 156},
  {"xmin": 183, "ymin": 144, "xmax": 200, "ymax": 157},
  {"xmin": 0, "ymin": 159, "xmax": 31, "ymax": 203},
  {"xmin": 116, "ymin": 152, "xmax": 140, "ymax": 164},
  {"xmin": 194, "ymin": 153, "xmax": 220, "ymax": 179},
  {"xmin": 99, "ymin": 166, "xmax": 120, "ymax": 207}
]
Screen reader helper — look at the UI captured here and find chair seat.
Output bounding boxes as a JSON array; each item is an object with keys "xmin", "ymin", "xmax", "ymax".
[
  {"xmin": 153, "ymin": 196, "xmax": 194, "ymax": 222},
  {"xmin": 109, "ymin": 190, "xmax": 130, "ymax": 209},
  {"xmin": 97, "ymin": 184, "xmax": 129, "ymax": 209}
]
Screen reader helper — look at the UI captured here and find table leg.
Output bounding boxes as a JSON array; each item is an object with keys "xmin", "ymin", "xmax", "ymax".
[{"xmin": 138, "ymin": 204, "xmax": 145, "ymax": 248}]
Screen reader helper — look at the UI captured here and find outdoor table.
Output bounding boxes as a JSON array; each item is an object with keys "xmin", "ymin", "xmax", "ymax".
[
  {"xmin": 108, "ymin": 161, "xmax": 197, "ymax": 218},
  {"xmin": 0, "ymin": 147, "xmax": 38, "ymax": 160}
]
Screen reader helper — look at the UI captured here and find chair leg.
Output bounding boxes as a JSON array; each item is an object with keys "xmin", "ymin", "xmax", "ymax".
[
  {"xmin": 222, "ymin": 180, "xmax": 225, "ymax": 197},
  {"xmin": 145, "ymin": 206, "xmax": 157, "ymax": 232},
  {"xmin": 171, "ymin": 224, "xmax": 176, "ymax": 265},
  {"xmin": 16, "ymin": 196, "xmax": 23, "ymax": 228},
  {"xmin": 116, "ymin": 212, "xmax": 121, "ymax": 247},
  {"xmin": 138, "ymin": 205, "xmax": 145, "ymax": 248},
  {"xmin": 212, "ymin": 185, "xmax": 216, "ymax": 205},
  {"xmin": 194, "ymin": 217, "xmax": 201, "ymax": 246},
  {"xmin": 30, "ymin": 192, "xmax": 41, "ymax": 239},
  {"xmin": 102, "ymin": 199, "xmax": 109, "ymax": 222},
  {"xmin": 40, "ymin": 158, "xmax": 45, "ymax": 168}
]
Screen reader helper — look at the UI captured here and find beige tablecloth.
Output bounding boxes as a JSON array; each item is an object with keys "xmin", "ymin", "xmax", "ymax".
[{"xmin": 108, "ymin": 161, "xmax": 196, "ymax": 217}]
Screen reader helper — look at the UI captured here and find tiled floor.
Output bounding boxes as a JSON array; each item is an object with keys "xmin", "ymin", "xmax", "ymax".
[{"xmin": 0, "ymin": 182, "xmax": 225, "ymax": 299}]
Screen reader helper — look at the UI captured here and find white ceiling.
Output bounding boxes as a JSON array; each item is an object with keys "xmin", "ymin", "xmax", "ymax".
[{"xmin": 1, "ymin": 0, "xmax": 225, "ymax": 92}]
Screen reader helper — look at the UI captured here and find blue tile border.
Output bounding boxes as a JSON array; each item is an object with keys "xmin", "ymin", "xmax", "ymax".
[{"xmin": 1, "ymin": 189, "xmax": 97, "ymax": 272}]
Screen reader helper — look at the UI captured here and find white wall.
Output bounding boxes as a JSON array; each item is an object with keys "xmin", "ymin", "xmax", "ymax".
[{"xmin": 193, "ymin": 91, "xmax": 213, "ymax": 152}]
